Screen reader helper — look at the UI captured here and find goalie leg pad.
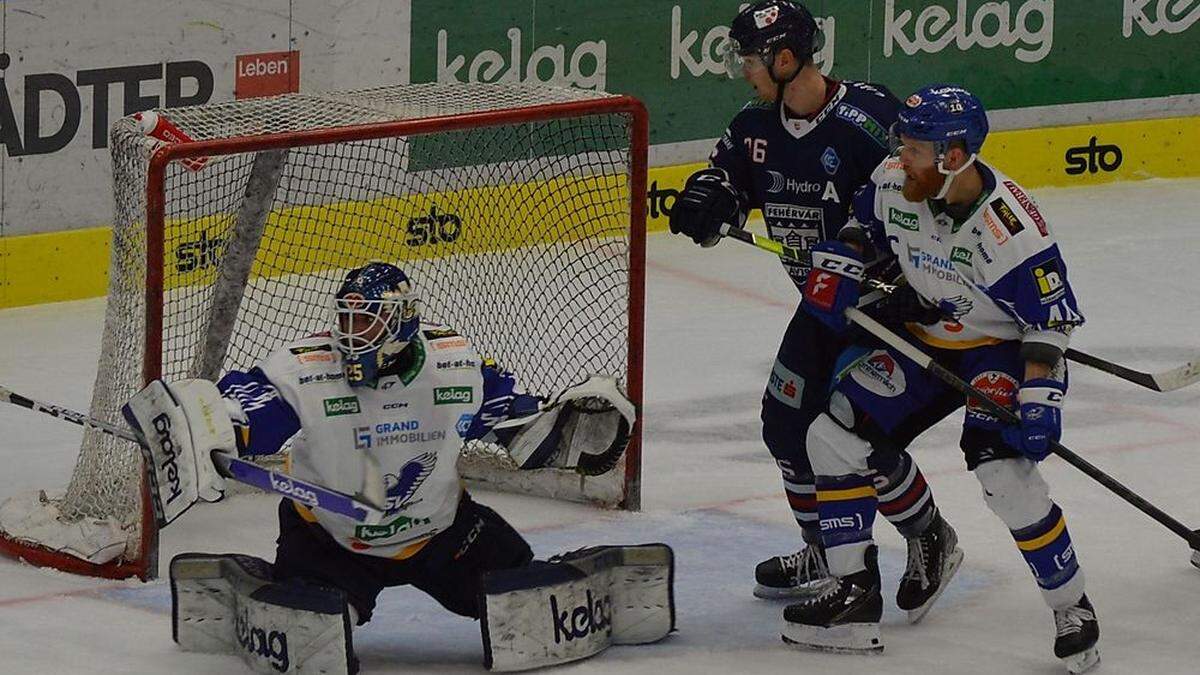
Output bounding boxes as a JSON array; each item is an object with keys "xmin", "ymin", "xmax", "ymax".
[
  {"xmin": 171, "ymin": 552, "xmax": 356, "ymax": 675},
  {"xmin": 479, "ymin": 543, "xmax": 675, "ymax": 672}
]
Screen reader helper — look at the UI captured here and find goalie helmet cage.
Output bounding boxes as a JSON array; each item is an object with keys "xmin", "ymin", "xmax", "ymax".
[{"xmin": 0, "ymin": 84, "xmax": 648, "ymax": 581}]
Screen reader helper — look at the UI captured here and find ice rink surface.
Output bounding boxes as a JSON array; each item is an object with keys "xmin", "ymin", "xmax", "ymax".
[{"xmin": 2, "ymin": 177, "xmax": 1199, "ymax": 674}]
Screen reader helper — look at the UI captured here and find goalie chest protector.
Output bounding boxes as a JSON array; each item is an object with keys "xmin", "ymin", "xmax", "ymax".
[{"xmin": 260, "ymin": 326, "xmax": 484, "ymax": 557}]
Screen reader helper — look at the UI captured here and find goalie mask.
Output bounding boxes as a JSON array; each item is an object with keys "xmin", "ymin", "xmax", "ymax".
[{"xmin": 333, "ymin": 262, "xmax": 420, "ymax": 387}]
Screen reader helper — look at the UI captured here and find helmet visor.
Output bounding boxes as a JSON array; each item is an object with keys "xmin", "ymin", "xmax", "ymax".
[
  {"xmin": 332, "ymin": 294, "xmax": 419, "ymax": 357},
  {"xmin": 719, "ymin": 36, "xmax": 768, "ymax": 79}
]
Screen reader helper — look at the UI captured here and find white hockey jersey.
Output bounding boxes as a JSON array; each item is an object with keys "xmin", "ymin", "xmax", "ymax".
[
  {"xmin": 218, "ymin": 325, "xmax": 534, "ymax": 559},
  {"xmin": 849, "ymin": 157, "xmax": 1084, "ymax": 351}
]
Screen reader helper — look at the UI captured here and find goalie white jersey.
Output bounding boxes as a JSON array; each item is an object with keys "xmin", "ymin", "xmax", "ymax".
[{"xmin": 219, "ymin": 325, "xmax": 538, "ymax": 559}]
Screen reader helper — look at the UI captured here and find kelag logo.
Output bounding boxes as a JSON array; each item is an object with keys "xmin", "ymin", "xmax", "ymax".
[
  {"xmin": 883, "ymin": 0, "xmax": 1055, "ymax": 64},
  {"xmin": 1065, "ymin": 137, "xmax": 1123, "ymax": 175},
  {"xmin": 234, "ymin": 606, "xmax": 290, "ymax": 673},
  {"xmin": 436, "ymin": 26, "xmax": 606, "ymax": 90},
  {"xmin": 1123, "ymin": 0, "xmax": 1200, "ymax": 37}
]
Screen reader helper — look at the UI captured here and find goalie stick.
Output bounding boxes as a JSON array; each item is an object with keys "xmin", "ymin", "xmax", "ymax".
[
  {"xmin": 844, "ymin": 308, "xmax": 1200, "ymax": 568},
  {"xmin": 719, "ymin": 223, "xmax": 1200, "ymax": 392},
  {"xmin": 0, "ymin": 384, "xmax": 386, "ymax": 525}
]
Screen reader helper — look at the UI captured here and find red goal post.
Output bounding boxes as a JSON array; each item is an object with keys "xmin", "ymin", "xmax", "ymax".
[{"xmin": 0, "ymin": 85, "xmax": 648, "ymax": 580}]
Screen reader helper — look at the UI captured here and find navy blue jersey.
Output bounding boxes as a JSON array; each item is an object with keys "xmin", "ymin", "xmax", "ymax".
[{"xmin": 710, "ymin": 80, "xmax": 900, "ymax": 288}]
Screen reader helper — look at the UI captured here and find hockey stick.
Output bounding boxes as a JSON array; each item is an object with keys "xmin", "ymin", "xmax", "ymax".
[
  {"xmin": 1060, "ymin": 348, "xmax": 1200, "ymax": 393},
  {"xmin": 0, "ymin": 384, "xmax": 387, "ymax": 525},
  {"xmin": 844, "ymin": 308, "xmax": 1200, "ymax": 565},
  {"xmin": 718, "ymin": 224, "xmax": 1200, "ymax": 392}
]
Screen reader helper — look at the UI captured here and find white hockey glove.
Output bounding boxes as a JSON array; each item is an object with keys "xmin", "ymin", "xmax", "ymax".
[
  {"xmin": 122, "ymin": 379, "xmax": 238, "ymax": 526},
  {"xmin": 504, "ymin": 376, "xmax": 636, "ymax": 476}
]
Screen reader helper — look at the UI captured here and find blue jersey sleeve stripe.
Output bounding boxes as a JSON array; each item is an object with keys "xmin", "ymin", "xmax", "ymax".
[{"xmin": 217, "ymin": 368, "xmax": 301, "ymax": 456}]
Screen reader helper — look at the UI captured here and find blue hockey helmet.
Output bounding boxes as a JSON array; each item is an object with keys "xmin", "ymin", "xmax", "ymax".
[
  {"xmin": 892, "ymin": 84, "xmax": 990, "ymax": 155},
  {"xmin": 332, "ymin": 262, "xmax": 420, "ymax": 387},
  {"xmin": 723, "ymin": 1, "xmax": 819, "ymax": 79}
]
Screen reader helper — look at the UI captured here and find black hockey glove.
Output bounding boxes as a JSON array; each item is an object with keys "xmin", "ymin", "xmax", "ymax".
[
  {"xmin": 669, "ymin": 168, "xmax": 744, "ymax": 247},
  {"xmin": 867, "ymin": 282, "xmax": 944, "ymax": 326}
]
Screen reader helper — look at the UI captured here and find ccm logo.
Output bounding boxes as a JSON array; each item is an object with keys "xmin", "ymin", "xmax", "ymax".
[
  {"xmin": 817, "ymin": 257, "xmax": 863, "ymax": 278},
  {"xmin": 1065, "ymin": 137, "xmax": 1123, "ymax": 175}
]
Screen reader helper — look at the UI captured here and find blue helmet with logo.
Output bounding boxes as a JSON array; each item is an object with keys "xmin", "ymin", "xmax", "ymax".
[
  {"xmin": 892, "ymin": 84, "xmax": 989, "ymax": 155},
  {"xmin": 724, "ymin": 1, "xmax": 819, "ymax": 79},
  {"xmin": 332, "ymin": 262, "xmax": 420, "ymax": 387}
]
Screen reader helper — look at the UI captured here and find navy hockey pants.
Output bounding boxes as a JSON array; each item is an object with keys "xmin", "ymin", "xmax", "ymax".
[
  {"xmin": 761, "ymin": 305, "xmax": 950, "ymax": 542},
  {"xmin": 273, "ymin": 492, "xmax": 533, "ymax": 623}
]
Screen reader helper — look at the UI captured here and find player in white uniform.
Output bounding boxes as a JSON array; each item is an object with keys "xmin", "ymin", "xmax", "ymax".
[
  {"xmin": 124, "ymin": 262, "xmax": 650, "ymax": 672},
  {"xmin": 782, "ymin": 86, "xmax": 1100, "ymax": 674}
]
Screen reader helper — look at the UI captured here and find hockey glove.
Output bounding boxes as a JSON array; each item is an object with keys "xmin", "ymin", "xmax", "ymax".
[
  {"xmin": 802, "ymin": 240, "xmax": 865, "ymax": 332},
  {"xmin": 1000, "ymin": 378, "xmax": 1064, "ymax": 462},
  {"xmin": 868, "ymin": 282, "xmax": 944, "ymax": 326},
  {"xmin": 122, "ymin": 379, "xmax": 238, "ymax": 525},
  {"xmin": 669, "ymin": 168, "xmax": 745, "ymax": 247},
  {"xmin": 504, "ymin": 375, "xmax": 636, "ymax": 476}
]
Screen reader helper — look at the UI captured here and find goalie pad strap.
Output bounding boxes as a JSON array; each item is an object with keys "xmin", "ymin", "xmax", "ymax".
[
  {"xmin": 170, "ymin": 552, "xmax": 356, "ymax": 675},
  {"xmin": 479, "ymin": 543, "xmax": 675, "ymax": 672}
]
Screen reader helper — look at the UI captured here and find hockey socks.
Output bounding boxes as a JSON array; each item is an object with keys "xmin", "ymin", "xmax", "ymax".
[
  {"xmin": 1011, "ymin": 504, "xmax": 1085, "ymax": 608},
  {"xmin": 815, "ymin": 474, "xmax": 878, "ymax": 576},
  {"xmin": 875, "ymin": 452, "xmax": 937, "ymax": 538}
]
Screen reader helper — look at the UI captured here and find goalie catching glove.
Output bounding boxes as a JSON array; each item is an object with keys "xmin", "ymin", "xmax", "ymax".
[
  {"xmin": 503, "ymin": 375, "xmax": 636, "ymax": 476},
  {"xmin": 122, "ymin": 379, "xmax": 242, "ymax": 526}
]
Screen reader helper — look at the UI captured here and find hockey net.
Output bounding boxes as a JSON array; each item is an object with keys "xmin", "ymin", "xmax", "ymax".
[{"xmin": 0, "ymin": 83, "xmax": 647, "ymax": 580}]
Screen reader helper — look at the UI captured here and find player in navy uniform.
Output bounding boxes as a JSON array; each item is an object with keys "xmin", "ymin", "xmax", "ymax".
[{"xmin": 669, "ymin": 1, "xmax": 961, "ymax": 620}]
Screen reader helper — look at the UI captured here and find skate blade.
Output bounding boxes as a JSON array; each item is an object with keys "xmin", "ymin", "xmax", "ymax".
[
  {"xmin": 906, "ymin": 547, "xmax": 965, "ymax": 625},
  {"xmin": 781, "ymin": 620, "xmax": 883, "ymax": 654},
  {"xmin": 1062, "ymin": 646, "xmax": 1100, "ymax": 674},
  {"xmin": 754, "ymin": 577, "xmax": 838, "ymax": 600}
]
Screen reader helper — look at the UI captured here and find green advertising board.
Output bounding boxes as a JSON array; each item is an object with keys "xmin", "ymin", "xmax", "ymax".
[{"xmin": 410, "ymin": 1, "xmax": 1199, "ymax": 148}]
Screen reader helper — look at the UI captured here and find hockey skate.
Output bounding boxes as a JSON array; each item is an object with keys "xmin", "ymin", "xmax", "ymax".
[
  {"xmin": 754, "ymin": 540, "xmax": 834, "ymax": 599},
  {"xmin": 781, "ymin": 545, "xmax": 883, "ymax": 654},
  {"xmin": 1054, "ymin": 594, "xmax": 1100, "ymax": 674},
  {"xmin": 895, "ymin": 513, "xmax": 964, "ymax": 623}
]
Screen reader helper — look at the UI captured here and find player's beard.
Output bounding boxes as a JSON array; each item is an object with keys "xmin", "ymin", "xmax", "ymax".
[{"xmin": 902, "ymin": 167, "xmax": 946, "ymax": 203}]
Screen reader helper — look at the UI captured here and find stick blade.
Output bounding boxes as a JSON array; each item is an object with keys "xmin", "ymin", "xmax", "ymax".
[{"xmin": 1153, "ymin": 360, "xmax": 1200, "ymax": 393}]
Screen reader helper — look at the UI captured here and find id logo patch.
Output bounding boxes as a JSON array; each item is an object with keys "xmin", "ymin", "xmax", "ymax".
[{"xmin": 1031, "ymin": 258, "xmax": 1066, "ymax": 304}]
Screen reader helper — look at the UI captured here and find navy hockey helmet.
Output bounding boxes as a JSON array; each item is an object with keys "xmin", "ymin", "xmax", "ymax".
[
  {"xmin": 332, "ymin": 262, "xmax": 420, "ymax": 387},
  {"xmin": 723, "ymin": 1, "xmax": 819, "ymax": 79},
  {"xmin": 892, "ymin": 84, "xmax": 990, "ymax": 155}
]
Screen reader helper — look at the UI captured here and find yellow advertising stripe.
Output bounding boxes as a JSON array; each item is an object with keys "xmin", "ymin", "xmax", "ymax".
[
  {"xmin": 1016, "ymin": 515, "xmax": 1067, "ymax": 552},
  {"xmin": 0, "ymin": 226, "xmax": 112, "ymax": 308},
  {"xmin": 816, "ymin": 485, "xmax": 877, "ymax": 502},
  {"xmin": 2, "ymin": 115, "xmax": 1198, "ymax": 309},
  {"xmin": 161, "ymin": 172, "xmax": 631, "ymax": 292},
  {"xmin": 988, "ymin": 115, "xmax": 1200, "ymax": 188}
]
